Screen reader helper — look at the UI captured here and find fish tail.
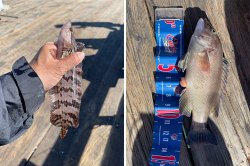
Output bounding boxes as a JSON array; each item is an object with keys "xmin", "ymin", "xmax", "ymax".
[
  {"xmin": 188, "ymin": 121, "xmax": 217, "ymax": 145},
  {"xmin": 59, "ymin": 126, "xmax": 68, "ymax": 139},
  {"xmin": 188, "ymin": 122, "xmax": 228, "ymax": 166}
]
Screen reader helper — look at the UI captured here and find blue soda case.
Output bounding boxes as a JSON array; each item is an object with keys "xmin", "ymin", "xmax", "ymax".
[{"xmin": 150, "ymin": 8, "xmax": 184, "ymax": 166}]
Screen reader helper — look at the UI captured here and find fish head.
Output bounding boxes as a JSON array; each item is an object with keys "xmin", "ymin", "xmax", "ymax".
[
  {"xmin": 192, "ymin": 18, "xmax": 218, "ymax": 52},
  {"xmin": 58, "ymin": 21, "xmax": 73, "ymax": 46},
  {"xmin": 56, "ymin": 21, "xmax": 74, "ymax": 58}
]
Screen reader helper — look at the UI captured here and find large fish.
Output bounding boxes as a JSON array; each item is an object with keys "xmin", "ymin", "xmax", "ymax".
[
  {"xmin": 178, "ymin": 18, "xmax": 228, "ymax": 144},
  {"xmin": 49, "ymin": 21, "xmax": 84, "ymax": 138}
]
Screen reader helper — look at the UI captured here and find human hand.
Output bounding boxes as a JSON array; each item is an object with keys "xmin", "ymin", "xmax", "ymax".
[{"xmin": 30, "ymin": 42, "xmax": 85, "ymax": 91}]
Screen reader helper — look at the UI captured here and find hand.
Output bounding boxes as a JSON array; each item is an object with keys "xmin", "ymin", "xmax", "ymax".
[
  {"xmin": 30, "ymin": 42, "xmax": 85, "ymax": 91},
  {"xmin": 180, "ymin": 77, "xmax": 187, "ymax": 87}
]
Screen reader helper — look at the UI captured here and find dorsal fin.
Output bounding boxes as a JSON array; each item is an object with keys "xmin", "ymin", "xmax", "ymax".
[{"xmin": 221, "ymin": 57, "xmax": 229, "ymax": 94}]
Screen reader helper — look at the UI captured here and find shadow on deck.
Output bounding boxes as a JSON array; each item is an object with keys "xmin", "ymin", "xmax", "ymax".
[
  {"xmin": 131, "ymin": 113, "xmax": 232, "ymax": 166},
  {"xmin": 225, "ymin": 0, "xmax": 250, "ymax": 133}
]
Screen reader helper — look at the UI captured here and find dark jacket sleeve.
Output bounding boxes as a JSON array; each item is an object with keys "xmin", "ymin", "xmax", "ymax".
[{"xmin": 0, "ymin": 56, "xmax": 45, "ymax": 145}]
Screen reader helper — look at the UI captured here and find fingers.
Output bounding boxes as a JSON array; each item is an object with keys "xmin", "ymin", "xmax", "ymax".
[
  {"xmin": 180, "ymin": 77, "xmax": 187, "ymax": 87},
  {"xmin": 42, "ymin": 42, "xmax": 58, "ymax": 58},
  {"xmin": 44, "ymin": 42, "xmax": 57, "ymax": 50},
  {"xmin": 54, "ymin": 41, "xmax": 58, "ymax": 46},
  {"xmin": 49, "ymin": 48, "xmax": 57, "ymax": 58},
  {"xmin": 45, "ymin": 42, "xmax": 55, "ymax": 45},
  {"xmin": 59, "ymin": 52, "xmax": 85, "ymax": 72}
]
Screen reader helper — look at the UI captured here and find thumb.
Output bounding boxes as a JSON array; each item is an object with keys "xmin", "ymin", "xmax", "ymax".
[{"xmin": 59, "ymin": 52, "xmax": 85, "ymax": 72}]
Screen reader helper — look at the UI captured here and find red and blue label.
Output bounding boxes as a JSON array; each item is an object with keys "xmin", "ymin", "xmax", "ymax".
[{"xmin": 150, "ymin": 18, "xmax": 184, "ymax": 166}]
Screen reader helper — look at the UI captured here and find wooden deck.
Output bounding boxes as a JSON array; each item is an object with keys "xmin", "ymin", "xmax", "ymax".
[
  {"xmin": 126, "ymin": 0, "xmax": 250, "ymax": 166},
  {"xmin": 0, "ymin": 0, "xmax": 124, "ymax": 166}
]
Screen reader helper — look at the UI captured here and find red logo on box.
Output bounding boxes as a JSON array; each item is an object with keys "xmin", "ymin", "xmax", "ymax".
[
  {"xmin": 164, "ymin": 20, "xmax": 176, "ymax": 28},
  {"xmin": 157, "ymin": 64, "xmax": 180, "ymax": 72},
  {"xmin": 156, "ymin": 110, "xmax": 180, "ymax": 119},
  {"xmin": 151, "ymin": 155, "xmax": 176, "ymax": 164}
]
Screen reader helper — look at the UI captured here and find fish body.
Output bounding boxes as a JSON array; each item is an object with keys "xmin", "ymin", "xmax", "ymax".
[
  {"xmin": 49, "ymin": 21, "xmax": 84, "ymax": 138},
  {"xmin": 178, "ymin": 18, "xmax": 225, "ymax": 144}
]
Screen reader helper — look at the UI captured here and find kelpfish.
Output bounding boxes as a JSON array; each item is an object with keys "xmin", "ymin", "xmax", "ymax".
[
  {"xmin": 49, "ymin": 21, "xmax": 84, "ymax": 138},
  {"xmin": 178, "ymin": 18, "xmax": 228, "ymax": 144}
]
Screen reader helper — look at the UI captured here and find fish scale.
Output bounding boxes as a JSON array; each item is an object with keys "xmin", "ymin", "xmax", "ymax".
[{"xmin": 49, "ymin": 21, "xmax": 84, "ymax": 139}]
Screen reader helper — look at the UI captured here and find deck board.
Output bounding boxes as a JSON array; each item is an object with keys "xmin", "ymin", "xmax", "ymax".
[
  {"xmin": 127, "ymin": 0, "xmax": 250, "ymax": 165},
  {"xmin": 0, "ymin": 0, "xmax": 124, "ymax": 165},
  {"xmin": 126, "ymin": 0, "xmax": 156, "ymax": 165}
]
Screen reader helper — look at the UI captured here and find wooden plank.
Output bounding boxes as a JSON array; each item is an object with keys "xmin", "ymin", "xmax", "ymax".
[
  {"xmin": 100, "ymin": 95, "xmax": 124, "ymax": 166},
  {"xmin": 0, "ymin": 97, "xmax": 51, "ymax": 166},
  {"xmin": 126, "ymin": 0, "xmax": 157, "ymax": 165},
  {"xmin": 1, "ymin": 0, "xmax": 123, "ymax": 75},
  {"xmin": 179, "ymin": 139, "xmax": 193, "ymax": 166},
  {"xmin": 0, "ymin": 0, "xmax": 3, "ymax": 10},
  {"xmin": 0, "ymin": 0, "xmax": 124, "ymax": 165},
  {"xmin": 127, "ymin": 0, "xmax": 250, "ymax": 165}
]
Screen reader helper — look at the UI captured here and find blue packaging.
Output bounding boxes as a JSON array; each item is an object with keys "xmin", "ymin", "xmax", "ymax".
[
  {"xmin": 155, "ymin": 72, "xmax": 183, "ymax": 96},
  {"xmin": 150, "ymin": 8, "xmax": 184, "ymax": 166}
]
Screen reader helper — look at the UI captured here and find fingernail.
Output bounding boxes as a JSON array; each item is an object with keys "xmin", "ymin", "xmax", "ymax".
[{"xmin": 75, "ymin": 52, "xmax": 85, "ymax": 59}]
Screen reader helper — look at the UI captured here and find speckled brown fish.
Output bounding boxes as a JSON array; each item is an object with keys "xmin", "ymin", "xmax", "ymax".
[
  {"xmin": 178, "ymin": 18, "xmax": 228, "ymax": 144},
  {"xmin": 49, "ymin": 21, "xmax": 84, "ymax": 138}
]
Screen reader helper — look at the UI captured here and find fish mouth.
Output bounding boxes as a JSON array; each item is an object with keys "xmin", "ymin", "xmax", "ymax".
[
  {"xmin": 203, "ymin": 18, "xmax": 215, "ymax": 32},
  {"xmin": 62, "ymin": 20, "xmax": 72, "ymax": 29},
  {"xmin": 203, "ymin": 19, "xmax": 218, "ymax": 40}
]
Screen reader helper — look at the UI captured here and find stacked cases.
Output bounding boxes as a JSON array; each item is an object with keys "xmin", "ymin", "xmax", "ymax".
[{"xmin": 150, "ymin": 8, "xmax": 185, "ymax": 166}]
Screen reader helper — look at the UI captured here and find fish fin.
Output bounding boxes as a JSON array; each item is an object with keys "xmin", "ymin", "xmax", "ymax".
[
  {"xmin": 197, "ymin": 52, "xmax": 210, "ymax": 72},
  {"xmin": 221, "ymin": 57, "xmax": 229, "ymax": 94},
  {"xmin": 178, "ymin": 52, "xmax": 191, "ymax": 72},
  {"xmin": 59, "ymin": 126, "xmax": 68, "ymax": 139},
  {"xmin": 210, "ymin": 100, "xmax": 220, "ymax": 118},
  {"xmin": 210, "ymin": 57, "xmax": 228, "ymax": 118},
  {"xmin": 188, "ymin": 121, "xmax": 217, "ymax": 145},
  {"xmin": 179, "ymin": 89, "xmax": 192, "ymax": 117}
]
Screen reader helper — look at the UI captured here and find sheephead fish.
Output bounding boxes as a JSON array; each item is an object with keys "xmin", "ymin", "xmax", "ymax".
[{"xmin": 178, "ymin": 18, "xmax": 228, "ymax": 144}]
